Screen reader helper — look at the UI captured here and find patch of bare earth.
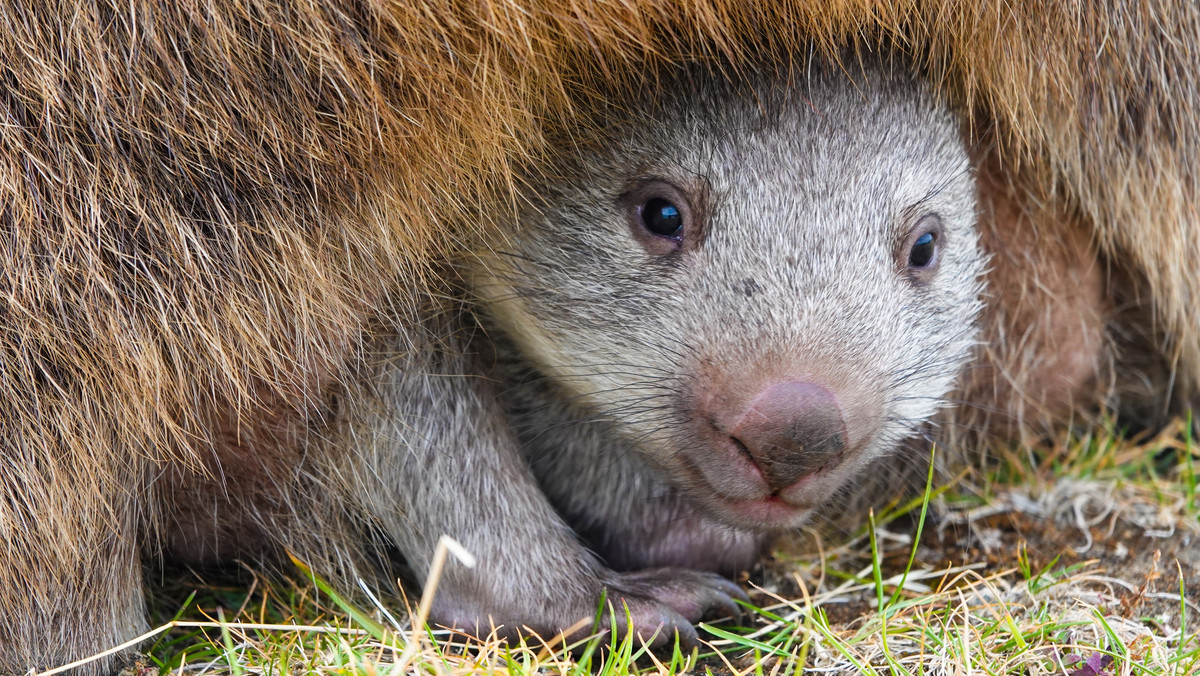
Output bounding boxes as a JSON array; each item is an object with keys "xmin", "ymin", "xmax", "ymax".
[{"xmin": 706, "ymin": 470, "xmax": 1199, "ymax": 675}]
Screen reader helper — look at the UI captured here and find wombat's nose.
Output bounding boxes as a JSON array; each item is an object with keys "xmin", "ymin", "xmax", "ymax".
[{"xmin": 728, "ymin": 381, "xmax": 848, "ymax": 491}]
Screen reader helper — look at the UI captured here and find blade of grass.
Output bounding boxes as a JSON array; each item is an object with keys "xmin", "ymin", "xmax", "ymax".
[{"xmin": 887, "ymin": 444, "xmax": 938, "ymax": 610}]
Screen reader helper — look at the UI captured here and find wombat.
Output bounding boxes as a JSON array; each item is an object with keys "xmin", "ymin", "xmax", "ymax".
[
  {"xmin": 6, "ymin": 52, "xmax": 981, "ymax": 671},
  {"xmin": 5, "ymin": 1, "xmax": 1197, "ymax": 672},
  {"xmin": 311, "ymin": 56, "xmax": 983, "ymax": 647}
]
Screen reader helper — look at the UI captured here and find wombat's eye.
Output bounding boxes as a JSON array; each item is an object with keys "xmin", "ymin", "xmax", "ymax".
[
  {"xmin": 909, "ymin": 232, "xmax": 936, "ymax": 268},
  {"xmin": 624, "ymin": 180, "xmax": 697, "ymax": 256},
  {"xmin": 901, "ymin": 215, "xmax": 943, "ymax": 283},
  {"xmin": 641, "ymin": 198, "xmax": 684, "ymax": 237}
]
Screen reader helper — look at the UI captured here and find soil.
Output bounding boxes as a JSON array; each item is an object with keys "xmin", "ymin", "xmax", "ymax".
[
  {"xmin": 688, "ymin": 484, "xmax": 1199, "ymax": 675},
  {"xmin": 727, "ymin": 486, "xmax": 1199, "ymax": 656}
]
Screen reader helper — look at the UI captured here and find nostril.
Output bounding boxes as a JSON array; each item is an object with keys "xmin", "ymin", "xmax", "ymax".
[
  {"xmin": 729, "ymin": 436, "xmax": 752, "ymax": 459},
  {"xmin": 726, "ymin": 380, "xmax": 850, "ymax": 491}
]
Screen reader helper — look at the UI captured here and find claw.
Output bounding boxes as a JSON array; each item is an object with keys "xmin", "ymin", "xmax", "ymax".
[{"xmin": 598, "ymin": 566, "xmax": 748, "ymax": 648}]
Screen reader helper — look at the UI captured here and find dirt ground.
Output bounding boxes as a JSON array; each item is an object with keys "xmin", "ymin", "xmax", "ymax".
[{"xmin": 717, "ymin": 477, "xmax": 1200, "ymax": 672}]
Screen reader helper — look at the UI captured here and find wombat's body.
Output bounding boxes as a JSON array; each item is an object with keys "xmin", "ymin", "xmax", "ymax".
[
  {"xmin": 1, "ymin": 1, "xmax": 1195, "ymax": 672},
  {"xmin": 407, "ymin": 58, "xmax": 982, "ymax": 639}
]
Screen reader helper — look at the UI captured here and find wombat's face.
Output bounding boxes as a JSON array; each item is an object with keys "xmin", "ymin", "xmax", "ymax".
[{"xmin": 473, "ymin": 62, "xmax": 983, "ymax": 530}]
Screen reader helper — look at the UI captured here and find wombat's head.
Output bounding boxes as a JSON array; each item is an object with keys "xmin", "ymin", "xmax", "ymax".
[{"xmin": 472, "ymin": 57, "xmax": 983, "ymax": 530}]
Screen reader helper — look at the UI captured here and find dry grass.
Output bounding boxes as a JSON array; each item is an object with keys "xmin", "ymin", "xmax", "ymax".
[{"xmin": 45, "ymin": 422, "xmax": 1199, "ymax": 676}]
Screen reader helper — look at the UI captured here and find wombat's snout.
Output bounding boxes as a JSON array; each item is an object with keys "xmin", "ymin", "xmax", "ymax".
[
  {"xmin": 727, "ymin": 381, "xmax": 848, "ymax": 491},
  {"xmin": 690, "ymin": 373, "xmax": 878, "ymax": 525}
]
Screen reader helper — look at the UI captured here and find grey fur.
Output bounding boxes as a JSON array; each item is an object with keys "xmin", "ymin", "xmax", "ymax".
[{"xmin": 328, "ymin": 56, "xmax": 985, "ymax": 643}]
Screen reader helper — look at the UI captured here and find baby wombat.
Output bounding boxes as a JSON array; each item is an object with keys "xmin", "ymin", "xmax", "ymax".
[{"xmin": 347, "ymin": 55, "xmax": 984, "ymax": 645}]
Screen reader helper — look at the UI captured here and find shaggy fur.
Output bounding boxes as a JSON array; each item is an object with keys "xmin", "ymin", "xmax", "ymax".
[{"xmin": 0, "ymin": 0, "xmax": 1195, "ymax": 671}]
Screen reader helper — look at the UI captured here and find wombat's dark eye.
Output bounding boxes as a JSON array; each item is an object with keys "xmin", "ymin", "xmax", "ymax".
[
  {"xmin": 909, "ymin": 232, "xmax": 936, "ymax": 268},
  {"xmin": 641, "ymin": 198, "xmax": 684, "ymax": 238},
  {"xmin": 624, "ymin": 181, "xmax": 697, "ymax": 256},
  {"xmin": 901, "ymin": 215, "xmax": 943, "ymax": 283}
]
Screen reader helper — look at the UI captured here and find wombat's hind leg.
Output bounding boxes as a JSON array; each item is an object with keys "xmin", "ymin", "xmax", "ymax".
[
  {"xmin": 0, "ymin": 457, "xmax": 148, "ymax": 675},
  {"xmin": 954, "ymin": 150, "xmax": 1109, "ymax": 445}
]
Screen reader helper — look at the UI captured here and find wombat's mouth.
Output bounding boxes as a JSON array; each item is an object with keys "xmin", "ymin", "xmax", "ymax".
[
  {"xmin": 674, "ymin": 446, "xmax": 845, "ymax": 530},
  {"xmin": 714, "ymin": 494, "xmax": 814, "ymax": 529}
]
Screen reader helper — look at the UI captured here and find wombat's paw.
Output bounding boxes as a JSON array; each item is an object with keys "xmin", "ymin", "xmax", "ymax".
[{"xmin": 598, "ymin": 568, "xmax": 748, "ymax": 648}]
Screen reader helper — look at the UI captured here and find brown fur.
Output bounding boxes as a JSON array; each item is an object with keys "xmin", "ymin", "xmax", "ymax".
[
  {"xmin": 957, "ymin": 148, "xmax": 1110, "ymax": 441},
  {"xmin": 0, "ymin": 0, "xmax": 1196, "ymax": 671}
]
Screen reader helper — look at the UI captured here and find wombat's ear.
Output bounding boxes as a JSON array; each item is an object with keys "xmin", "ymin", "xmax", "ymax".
[
  {"xmin": 622, "ymin": 179, "xmax": 705, "ymax": 256},
  {"xmin": 899, "ymin": 214, "xmax": 944, "ymax": 283}
]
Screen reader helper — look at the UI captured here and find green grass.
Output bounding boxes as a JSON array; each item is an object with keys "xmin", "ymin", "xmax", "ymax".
[{"xmin": 50, "ymin": 421, "xmax": 1200, "ymax": 675}]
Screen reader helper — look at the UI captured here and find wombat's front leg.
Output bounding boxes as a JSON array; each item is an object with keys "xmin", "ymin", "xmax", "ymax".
[
  {"xmin": 496, "ymin": 359, "xmax": 772, "ymax": 577},
  {"xmin": 345, "ymin": 328, "xmax": 744, "ymax": 646}
]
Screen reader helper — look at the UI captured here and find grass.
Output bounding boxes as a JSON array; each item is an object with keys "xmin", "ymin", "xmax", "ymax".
[
  {"xmin": 48, "ymin": 421, "xmax": 1200, "ymax": 676},
  {"xmin": 718, "ymin": 551, "xmax": 1194, "ymax": 674}
]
